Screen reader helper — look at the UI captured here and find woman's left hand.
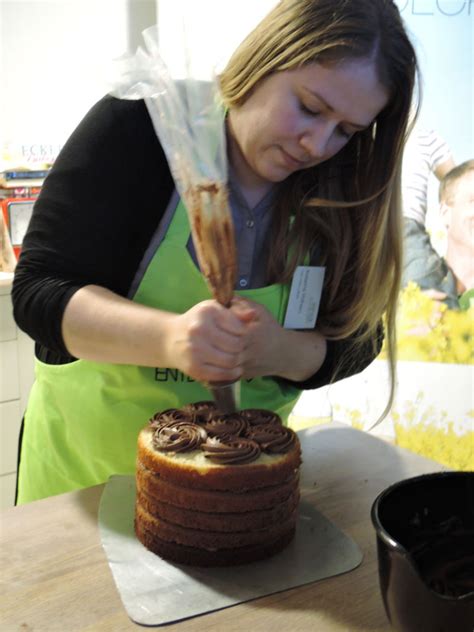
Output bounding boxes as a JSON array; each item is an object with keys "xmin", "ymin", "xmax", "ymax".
[{"xmin": 230, "ymin": 296, "xmax": 327, "ymax": 381}]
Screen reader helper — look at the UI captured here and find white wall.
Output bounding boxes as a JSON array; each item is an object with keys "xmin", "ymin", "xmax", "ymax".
[
  {"xmin": 0, "ymin": 0, "xmax": 278, "ymax": 165},
  {"xmin": 156, "ymin": 0, "xmax": 277, "ymax": 79},
  {"xmin": 0, "ymin": 0, "xmax": 156, "ymax": 166}
]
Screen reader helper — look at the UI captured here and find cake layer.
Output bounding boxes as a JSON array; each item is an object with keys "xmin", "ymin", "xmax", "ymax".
[
  {"xmin": 135, "ymin": 502, "xmax": 298, "ymax": 549},
  {"xmin": 136, "ymin": 487, "xmax": 300, "ymax": 532},
  {"xmin": 137, "ymin": 426, "xmax": 301, "ymax": 492},
  {"xmin": 136, "ymin": 462, "xmax": 299, "ymax": 513},
  {"xmin": 134, "ymin": 520, "xmax": 296, "ymax": 567}
]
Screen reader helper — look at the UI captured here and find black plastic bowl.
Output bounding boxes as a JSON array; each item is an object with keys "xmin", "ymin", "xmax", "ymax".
[{"xmin": 371, "ymin": 471, "xmax": 474, "ymax": 632}]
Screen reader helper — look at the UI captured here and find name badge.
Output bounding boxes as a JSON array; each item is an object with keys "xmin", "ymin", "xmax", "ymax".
[{"xmin": 283, "ymin": 266, "xmax": 325, "ymax": 329}]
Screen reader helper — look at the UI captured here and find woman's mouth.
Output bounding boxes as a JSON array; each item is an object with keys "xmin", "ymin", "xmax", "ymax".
[{"xmin": 279, "ymin": 147, "xmax": 307, "ymax": 170}]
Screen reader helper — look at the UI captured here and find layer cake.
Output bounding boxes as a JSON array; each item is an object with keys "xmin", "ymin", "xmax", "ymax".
[{"xmin": 134, "ymin": 402, "xmax": 301, "ymax": 566}]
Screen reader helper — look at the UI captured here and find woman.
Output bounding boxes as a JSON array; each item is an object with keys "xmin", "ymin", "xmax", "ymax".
[{"xmin": 12, "ymin": 0, "xmax": 418, "ymax": 503}]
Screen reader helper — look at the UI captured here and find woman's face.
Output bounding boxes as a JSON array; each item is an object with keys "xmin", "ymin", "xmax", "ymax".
[{"xmin": 227, "ymin": 57, "xmax": 389, "ymax": 193}]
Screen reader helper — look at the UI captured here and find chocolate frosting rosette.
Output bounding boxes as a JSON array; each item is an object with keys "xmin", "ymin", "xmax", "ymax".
[
  {"xmin": 182, "ymin": 401, "xmax": 217, "ymax": 424},
  {"xmin": 149, "ymin": 408, "xmax": 191, "ymax": 428},
  {"xmin": 240, "ymin": 409, "xmax": 282, "ymax": 426},
  {"xmin": 203, "ymin": 413, "xmax": 249, "ymax": 440},
  {"xmin": 201, "ymin": 436, "xmax": 261, "ymax": 465},
  {"xmin": 152, "ymin": 420, "xmax": 207, "ymax": 453},
  {"xmin": 245, "ymin": 424, "xmax": 297, "ymax": 453}
]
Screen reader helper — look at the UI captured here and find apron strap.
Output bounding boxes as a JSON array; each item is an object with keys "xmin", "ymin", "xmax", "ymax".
[{"xmin": 128, "ymin": 189, "xmax": 181, "ymax": 298}]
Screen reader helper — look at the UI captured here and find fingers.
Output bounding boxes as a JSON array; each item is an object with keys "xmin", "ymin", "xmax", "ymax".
[
  {"xmin": 199, "ymin": 361, "xmax": 242, "ymax": 383},
  {"xmin": 170, "ymin": 299, "xmax": 282, "ymax": 383},
  {"xmin": 189, "ymin": 300, "xmax": 246, "ymax": 351},
  {"xmin": 213, "ymin": 304, "xmax": 249, "ymax": 337},
  {"xmin": 170, "ymin": 301, "xmax": 246, "ymax": 382}
]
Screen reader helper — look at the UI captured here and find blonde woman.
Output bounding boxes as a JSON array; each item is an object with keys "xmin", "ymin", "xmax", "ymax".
[{"xmin": 13, "ymin": 0, "xmax": 418, "ymax": 503}]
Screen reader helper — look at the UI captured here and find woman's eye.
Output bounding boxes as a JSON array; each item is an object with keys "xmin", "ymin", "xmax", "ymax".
[
  {"xmin": 300, "ymin": 102, "xmax": 319, "ymax": 116},
  {"xmin": 338, "ymin": 127, "xmax": 353, "ymax": 140}
]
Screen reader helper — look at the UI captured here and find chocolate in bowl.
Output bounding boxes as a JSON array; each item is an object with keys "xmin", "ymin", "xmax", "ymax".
[
  {"xmin": 371, "ymin": 471, "xmax": 474, "ymax": 632},
  {"xmin": 410, "ymin": 517, "xmax": 474, "ymax": 598}
]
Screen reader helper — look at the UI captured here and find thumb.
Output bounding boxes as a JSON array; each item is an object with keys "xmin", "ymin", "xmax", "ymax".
[
  {"xmin": 236, "ymin": 308, "xmax": 257, "ymax": 324},
  {"xmin": 230, "ymin": 297, "xmax": 258, "ymax": 323}
]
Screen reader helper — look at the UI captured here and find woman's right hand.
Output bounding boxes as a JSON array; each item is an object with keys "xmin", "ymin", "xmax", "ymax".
[{"xmin": 166, "ymin": 299, "xmax": 256, "ymax": 383}]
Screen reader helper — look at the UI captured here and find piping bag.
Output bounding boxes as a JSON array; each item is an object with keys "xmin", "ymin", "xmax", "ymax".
[{"xmin": 110, "ymin": 25, "xmax": 239, "ymax": 413}]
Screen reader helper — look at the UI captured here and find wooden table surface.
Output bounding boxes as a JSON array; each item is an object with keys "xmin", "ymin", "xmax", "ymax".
[{"xmin": 0, "ymin": 423, "xmax": 445, "ymax": 632}]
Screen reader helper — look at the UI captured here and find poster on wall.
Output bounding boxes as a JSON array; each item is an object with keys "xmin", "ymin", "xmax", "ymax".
[
  {"xmin": 398, "ymin": 0, "xmax": 472, "ymax": 307},
  {"xmin": 388, "ymin": 0, "xmax": 473, "ymax": 469}
]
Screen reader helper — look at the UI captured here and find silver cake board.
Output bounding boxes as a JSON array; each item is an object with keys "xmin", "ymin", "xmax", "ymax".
[{"xmin": 99, "ymin": 475, "xmax": 363, "ymax": 626}]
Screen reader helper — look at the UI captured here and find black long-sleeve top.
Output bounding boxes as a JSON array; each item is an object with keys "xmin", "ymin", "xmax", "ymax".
[{"xmin": 12, "ymin": 94, "xmax": 383, "ymax": 389}]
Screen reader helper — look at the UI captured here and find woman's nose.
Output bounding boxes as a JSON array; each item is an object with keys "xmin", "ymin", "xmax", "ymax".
[{"xmin": 299, "ymin": 121, "xmax": 335, "ymax": 159}]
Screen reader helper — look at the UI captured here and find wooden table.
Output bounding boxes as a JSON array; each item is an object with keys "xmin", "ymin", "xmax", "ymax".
[{"xmin": 0, "ymin": 423, "xmax": 445, "ymax": 631}]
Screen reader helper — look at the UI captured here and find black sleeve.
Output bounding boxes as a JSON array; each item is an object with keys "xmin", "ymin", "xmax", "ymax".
[
  {"xmin": 12, "ymin": 95, "xmax": 174, "ymax": 356},
  {"xmin": 278, "ymin": 321, "xmax": 385, "ymax": 390}
]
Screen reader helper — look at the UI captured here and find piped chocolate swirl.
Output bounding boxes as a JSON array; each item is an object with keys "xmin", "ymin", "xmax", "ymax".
[
  {"xmin": 201, "ymin": 436, "xmax": 261, "ymax": 465},
  {"xmin": 152, "ymin": 421, "xmax": 207, "ymax": 452},
  {"xmin": 148, "ymin": 406, "xmax": 298, "ymax": 463},
  {"xmin": 203, "ymin": 413, "xmax": 249, "ymax": 440},
  {"xmin": 150, "ymin": 408, "xmax": 190, "ymax": 428},
  {"xmin": 245, "ymin": 424, "xmax": 296, "ymax": 453},
  {"xmin": 183, "ymin": 401, "xmax": 217, "ymax": 423},
  {"xmin": 240, "ymin": 409, "xmax": 282, "ymax": 426}
]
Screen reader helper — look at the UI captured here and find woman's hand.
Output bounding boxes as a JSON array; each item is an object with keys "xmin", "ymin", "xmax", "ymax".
[
  {"xmin": 62, "ymin": 286, "xmax": 325, "ymax": 384},
  {"xmin": 230, "ymin": 296, "xmax": 327, "ymax": 382},
  {"xmin": 165, "ymin": 299, "xmax": 254, "ymax": 383},
  {"xmin": 230, "ymin": 297, "xmax": 286, "ymax": 378}
]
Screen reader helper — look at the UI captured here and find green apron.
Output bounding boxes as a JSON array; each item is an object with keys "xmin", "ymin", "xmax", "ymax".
[{"xmin": 17, "ymin": 195, "xmax": 300, "ymax": 504}]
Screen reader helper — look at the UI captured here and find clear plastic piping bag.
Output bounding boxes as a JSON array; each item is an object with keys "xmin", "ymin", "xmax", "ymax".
[
  {"xmin": 110, "ymin": 24, "xmax": 238, "ymax": 410},
  {"xmin": 110, "ymin": 25, "xmax": 236, "ymax": 307}
]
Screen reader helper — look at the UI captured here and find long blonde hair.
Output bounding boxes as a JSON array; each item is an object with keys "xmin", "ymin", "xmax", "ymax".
[{"xmin": 220, "ymin": 0, "xmax": 419, "ymax": 418}]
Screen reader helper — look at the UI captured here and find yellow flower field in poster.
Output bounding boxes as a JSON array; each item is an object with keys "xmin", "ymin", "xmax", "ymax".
[{"xmin": 382, "ymin": 284, "xmax": 473, "ymax": 366}]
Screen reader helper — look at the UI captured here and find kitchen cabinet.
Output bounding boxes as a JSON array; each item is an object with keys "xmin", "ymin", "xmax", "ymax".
[{"xmin": 0, "ymin": 274, "xmax": 35, "ymax": 509}]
